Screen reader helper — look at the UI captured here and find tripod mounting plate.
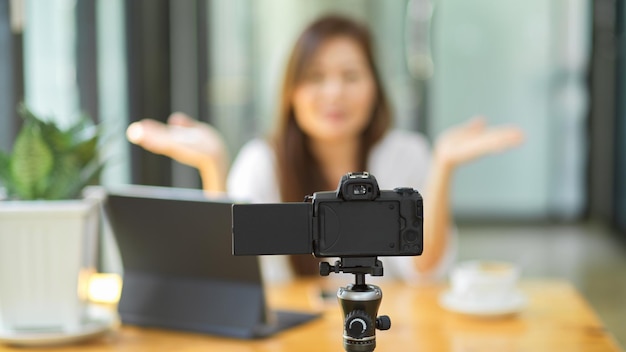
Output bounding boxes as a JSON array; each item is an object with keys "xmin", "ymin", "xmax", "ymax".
[{"xmin": 319, "ymin": 257, "xmax": 383, "ymax": 277}]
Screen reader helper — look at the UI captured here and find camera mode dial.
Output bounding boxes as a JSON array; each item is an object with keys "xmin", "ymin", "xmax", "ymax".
[{"xmin": 393, "ymin": 187, "xmax": 416, "ymax": 195}]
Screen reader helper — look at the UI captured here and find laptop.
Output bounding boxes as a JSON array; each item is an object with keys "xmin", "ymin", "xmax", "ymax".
[{"xmin": 103, "ymin": 185, "xmax": 320, "ymax": 339}]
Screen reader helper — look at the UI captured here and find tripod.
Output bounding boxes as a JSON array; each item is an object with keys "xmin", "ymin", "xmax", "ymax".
[{"xmin": 320, "ymin": 257, "xmax": 391, "ymax": 352}]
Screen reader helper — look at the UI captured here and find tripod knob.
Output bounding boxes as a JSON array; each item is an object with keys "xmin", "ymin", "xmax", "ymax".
[
  {"xmin": 320, "ymin": 262, "xmax": 332, "ymax": 276},
  {"xmin": 376, "ymin": 315, "xmax": 391, "ymax": 330},
  {"xmin": 345, "ymin": 310, "xmax": 374, "ymax": 339}
]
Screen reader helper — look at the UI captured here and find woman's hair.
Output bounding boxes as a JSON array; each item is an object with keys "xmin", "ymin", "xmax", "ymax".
[
  {"xmin": 273, "ymin": 14, "xmax": 392, "ymax": 203},
  {"xmin": 271, "ymin": 15, "xmax": 393, "ymax": 276}
]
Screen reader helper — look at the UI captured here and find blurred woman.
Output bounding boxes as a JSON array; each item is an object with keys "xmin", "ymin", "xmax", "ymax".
[{"xmin": 126, "ymin": 15, "xmax": 524, "ymax": 283}]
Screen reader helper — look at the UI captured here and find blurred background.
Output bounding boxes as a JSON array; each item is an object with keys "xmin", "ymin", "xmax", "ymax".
[{"xmin": 0, "ymin": 0, "xmax": 625, "ymax": 346}]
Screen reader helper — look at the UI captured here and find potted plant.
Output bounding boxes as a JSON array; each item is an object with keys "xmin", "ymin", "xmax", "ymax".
[{"xmin": 0, "ymin": 104, "xmax": 105, "ymax": 332}]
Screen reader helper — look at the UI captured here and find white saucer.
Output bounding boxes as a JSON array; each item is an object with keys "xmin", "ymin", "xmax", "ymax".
[
  {"xmin": 0, "ymin": 305, "xmax": 118, "ymax": 347},
  {"xmin": 439, "ymin": 290, "xmax": 527, "ymax": 317}
]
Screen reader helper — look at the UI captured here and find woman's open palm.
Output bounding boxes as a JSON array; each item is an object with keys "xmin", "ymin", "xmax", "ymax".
[
  {"xmin": 126, "ymin": 112, "xmax": 228, "ymax": 170},
  {"xmin": 434, "ymin": 117, "xmax": 525, "ymax": 168}
]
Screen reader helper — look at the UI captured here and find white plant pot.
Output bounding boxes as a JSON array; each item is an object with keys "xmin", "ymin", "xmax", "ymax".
[{"xmin": 0, "ymin": 199, "xmax": 99, "ymax": 331}]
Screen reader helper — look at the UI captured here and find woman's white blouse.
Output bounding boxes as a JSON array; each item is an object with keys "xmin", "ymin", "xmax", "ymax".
[{"xmin": 227, "ymin": 130, "xmax": 456, "ymax": 284}]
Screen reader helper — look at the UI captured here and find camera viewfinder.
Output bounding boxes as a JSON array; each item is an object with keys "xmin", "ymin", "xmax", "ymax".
[{"xmin": 353, "ymin": 185, "xmax": 369, "ymax": 195}]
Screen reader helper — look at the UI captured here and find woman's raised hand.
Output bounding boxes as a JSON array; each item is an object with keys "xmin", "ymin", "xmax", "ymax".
[
  {"xmin": 126, "ymin": 112, "xmax": 229, "ymax": 192},
  {"xmin": 433, "ymin": 117, "xmax": 525, "ymax": 170}
]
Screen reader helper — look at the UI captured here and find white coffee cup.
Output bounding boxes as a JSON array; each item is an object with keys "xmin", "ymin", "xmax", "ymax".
[{"xmin": 450, "ymin": 260, "xmax": 520, "ymax": 305}]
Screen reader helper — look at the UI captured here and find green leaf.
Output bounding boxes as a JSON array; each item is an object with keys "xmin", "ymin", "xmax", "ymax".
[
  {"xmin": 0, "ymin": 150, "xmax": 13, "ymax": 194},
  {"xmin": 67, "ymin": 158, "xmax": 105, "ymax": 199},
  {"xmin": 0, "ymin": 150, "xmax": 10, "ymax": 182},
  {"xmin": 71, "ymin": 126, "xmax": 100, "ymax": 166},
  {"xmin": 10, "ymin": 123, "xmax": 55, "ymax": 200},
  {"xmin": 7, "ymin": 103, "xmax": 106, "ymax": 200},
  {"xmin": 43, "ymin": 153, "xmax": 81, "ymax": 200},
  {"xmin": 18, "ymin": 104, "xmax": 73, "ymax": 152}
]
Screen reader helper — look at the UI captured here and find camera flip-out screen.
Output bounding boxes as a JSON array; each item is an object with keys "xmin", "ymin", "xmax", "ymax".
[
  {"xmin": 232, "ymin": 172, "xmax": 423, "ymax": 259},
  {"xmin": 233, "ymin": 203, "xmax": 312, "ymax": 255}
]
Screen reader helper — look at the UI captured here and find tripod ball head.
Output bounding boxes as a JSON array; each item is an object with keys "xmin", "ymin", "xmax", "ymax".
[{"xmin": 338, "ymin": 281, "xmax": 390, "ymax": 352}]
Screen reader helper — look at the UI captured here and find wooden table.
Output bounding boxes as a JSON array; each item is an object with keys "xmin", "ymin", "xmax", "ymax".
[{"xmin": 0, "ymin": 279, "xmax": 621, "ymax": 351}]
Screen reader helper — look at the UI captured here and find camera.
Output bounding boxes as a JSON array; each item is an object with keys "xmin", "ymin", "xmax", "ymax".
[
  {"xmin": 232, "ymin": 172, "xmax": 423, "ymax": 259},
  {"xmin": 233, "ymin": 172, "xmax": 423, "ymax": 351}
]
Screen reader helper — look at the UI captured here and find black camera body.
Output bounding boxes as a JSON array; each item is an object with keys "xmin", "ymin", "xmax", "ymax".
[{"xmin": 232, "ymin": 172, "xmax": 423, "ymax": 258}]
